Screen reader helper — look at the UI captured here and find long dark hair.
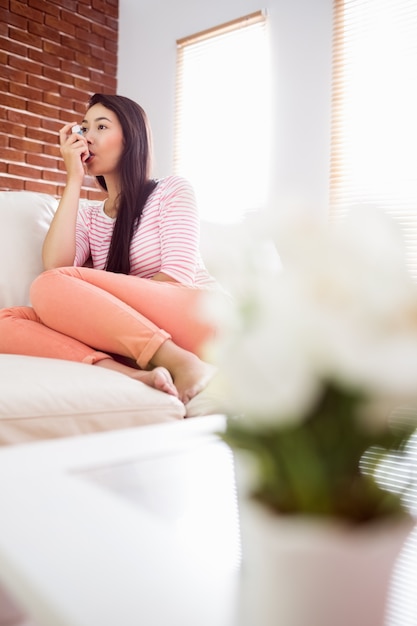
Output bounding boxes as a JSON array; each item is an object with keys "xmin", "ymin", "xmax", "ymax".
[{"xmin": 88, "ymin": 93, "xmax": 157, "ymax": 274}]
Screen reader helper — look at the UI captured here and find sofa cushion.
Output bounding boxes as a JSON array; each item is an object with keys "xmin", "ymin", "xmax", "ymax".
[
  {"xmin": 0, "ymin": 355, "xmax": 185, "ymax": 446},
  {"xmin": 0, "ymin": 191, "xmax": 58, "ymax": 308}
]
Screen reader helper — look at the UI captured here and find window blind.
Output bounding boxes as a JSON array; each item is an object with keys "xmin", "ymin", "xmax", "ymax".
[
  {"xmin": 330, "ymin": 0, "xmax": 417, "ymax": 279},
  {"xmin": 332, "ymin": 9, "xmax": 417, "ymax": 623},
  {"xmin": 174, "ymin": 11, "xmax": 271, "ymax": 224}
]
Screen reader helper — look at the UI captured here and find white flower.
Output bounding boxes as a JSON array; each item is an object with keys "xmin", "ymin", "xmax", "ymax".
[
  {"xmin": 206, "ymin": 205, "xmax": 417, "ymax": 431},
  {"xmin": 211, "ymin": 278, "xmax": 321, "ymax": 426}
]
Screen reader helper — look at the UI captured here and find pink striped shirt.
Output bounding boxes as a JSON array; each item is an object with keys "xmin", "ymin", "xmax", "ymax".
[{"xmin": 75, "ymin": 175, "xmax": 217, "ymax": 288}]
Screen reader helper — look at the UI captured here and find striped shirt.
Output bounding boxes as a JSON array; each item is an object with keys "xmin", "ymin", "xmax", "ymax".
[{"xmin": 75, "ymin": 175, "xmax": 217, "ymax": 288}]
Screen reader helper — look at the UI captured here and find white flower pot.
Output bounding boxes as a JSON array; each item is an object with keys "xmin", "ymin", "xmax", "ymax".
[{"xmin": 236, "ymin": 500, "xmax": 413, "ymax": 626}]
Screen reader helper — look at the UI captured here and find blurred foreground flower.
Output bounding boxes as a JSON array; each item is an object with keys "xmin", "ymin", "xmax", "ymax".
[{"xmin": 205, "ymin": 207, "xmax": 417, "ymax": 522}]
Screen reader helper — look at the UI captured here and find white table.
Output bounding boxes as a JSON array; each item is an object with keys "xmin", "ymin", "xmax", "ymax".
[
  {"xmin": 0, "ymin": 416, "xmax": 240, "ymax": 626},
  {"xmin": 0, "ymin": 416, "xmax": 416, "ymax": 626}
]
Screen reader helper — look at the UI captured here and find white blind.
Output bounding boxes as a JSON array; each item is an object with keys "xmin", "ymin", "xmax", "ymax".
[
  {"xmin": 332, "ymin": 9, "xmax": 417, "ymax": 623},
  {"xmin": 330, "ymin": 0, "xmax": 417, "ymax": 278},
  {"xmin": 174, "ymin": 11, "xmax": 271, "ymax": 224}
]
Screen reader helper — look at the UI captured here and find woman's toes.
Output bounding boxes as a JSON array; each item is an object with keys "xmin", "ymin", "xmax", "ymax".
[{"xmin": 152, "ymin": 367, "xmax": 179, "ymax": 397}]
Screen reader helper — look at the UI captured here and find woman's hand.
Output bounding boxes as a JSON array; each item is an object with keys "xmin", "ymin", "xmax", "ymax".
[
  {"xmin": 42, "ymin": 123, "xmax": 89, "ymax": 269},
  {"xmin": 59, "ymin": 123, "xmax": 90, "ymax": 183}
]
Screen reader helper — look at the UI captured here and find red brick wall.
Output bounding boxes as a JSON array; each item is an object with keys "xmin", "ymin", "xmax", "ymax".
[{"xmin": 0, "ymin": 0, "xmax": 118, "ymax": 200}]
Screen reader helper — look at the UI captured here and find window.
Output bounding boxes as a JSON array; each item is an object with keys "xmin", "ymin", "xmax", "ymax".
[
  {"xmin": 331, "ymin": 9, "xmax": 417, "ymax": 617},
  {"xmin": 330, "ymin": 0, "xmax": 417, "ymax": 278},
  {"xmin": 174, "ymin": 11, "xmax": 272, "ymax": 224}
]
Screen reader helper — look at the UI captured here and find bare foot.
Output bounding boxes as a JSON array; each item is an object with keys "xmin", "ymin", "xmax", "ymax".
[
  {"xmin": 141, "ymin": 367, "xmax": 179, "ymax": 397},
  {"xmin": 150, "ymin": 342, "xmax": 217, "ymax": 404},
  {"xmin": 96, "ymin": 358, "xmax": 179, "ymax": 398},
  {"xmin": 173, "ymin": 355, "xmax": 217, "ymax": 404}
]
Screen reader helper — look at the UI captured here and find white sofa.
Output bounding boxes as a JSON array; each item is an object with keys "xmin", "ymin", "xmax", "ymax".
[{"xmin": 0, "ymin": 191, "xmax": 213, "ymax": 446}]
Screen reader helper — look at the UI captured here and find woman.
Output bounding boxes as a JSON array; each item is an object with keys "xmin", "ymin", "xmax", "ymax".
[{"xmin": 0, "ymin": 94, "xmax": 221, "ymax": 404}]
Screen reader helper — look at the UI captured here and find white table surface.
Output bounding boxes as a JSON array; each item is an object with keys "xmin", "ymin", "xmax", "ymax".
[
  {"xmin": 1, "ymin": 416, "xmax": 417, "ymax": 626},
  {"xmin": 0, "ymin": 416, "xmax": 241, "ymax": 626}
]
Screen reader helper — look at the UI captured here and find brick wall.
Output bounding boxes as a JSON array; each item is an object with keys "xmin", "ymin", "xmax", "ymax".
[{"xmin": 0, "ymin": 0, "xmax": 118, "ymax": 200}]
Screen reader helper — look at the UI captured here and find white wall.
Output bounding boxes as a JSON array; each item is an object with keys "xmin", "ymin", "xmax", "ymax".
[{"xmin": 118, "ymin": 0, "xmax": 334, "ymax": 217}]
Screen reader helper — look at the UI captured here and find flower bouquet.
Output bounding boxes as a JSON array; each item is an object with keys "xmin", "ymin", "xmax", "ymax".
[
  {"xmin": 205, "ymin": 206, "xmax": 417, "ymax": 626},
  {"xmin": 207, "ymin": 206, "xmax": 417, "ymax": 524}
]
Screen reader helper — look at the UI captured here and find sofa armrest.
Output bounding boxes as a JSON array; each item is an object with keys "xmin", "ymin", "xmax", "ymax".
[{"xmin": 0, "ymin": 191, "xmax": 58, "ymax": 308}]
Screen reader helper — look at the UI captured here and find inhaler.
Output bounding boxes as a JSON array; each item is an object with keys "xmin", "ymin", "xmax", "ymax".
[
  {"xmin": 71, "ymin": 125, "xmax": 91, "ymax": 162},
  {"xmin": 71, "ymin": 124, "xmax": 83, "ymax": 136}
]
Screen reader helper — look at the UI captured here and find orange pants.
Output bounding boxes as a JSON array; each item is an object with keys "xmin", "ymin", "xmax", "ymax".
[{"xmin": 0, "ymin": 267, "xmax": 218, "ymax": 368}]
